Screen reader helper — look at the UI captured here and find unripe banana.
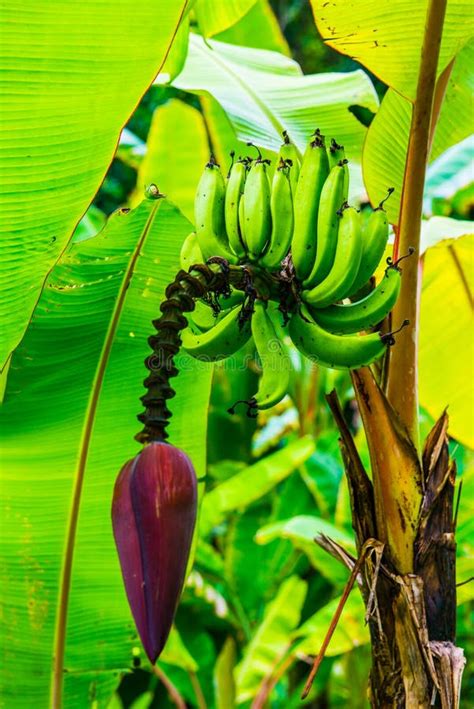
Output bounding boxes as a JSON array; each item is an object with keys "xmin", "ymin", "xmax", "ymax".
[
  {"xmin": 182, "ymin": 304, "xmax": 251, "ymax": 361},
  {"xmin": 289, "ymin": 305, "xmax": 388, "ymax": 370},
  {"xmin": 291, "ymin": 130, "xmax": 329, "ymax": 280},
  {"xmin": 225, "ymin": 157, "xmax": 248, "ymax": 259},
  {"xmin": 348, "ymin": 200, "xmax": 391, "ymax": 297},
  {"xmin": 327, "ymin": 138, "xmax": 349, "ymax": 195},
  {"xmin": 190, "ymin": 291, "xmax": 245, "ymax": 333},
  {"xmin": 241, "ymin": 158, "xmax": 272, "ymax": 260},
  {"xmin": 303, "ymin": 162, "xmax": 347, "ymax": 288},
  {"xmin": 308, "ymin": 263, "xmax": 401, "ymax": 334},
  {"xmin": 303, "ymin": 206, "xmax": 362, "ymax": 307},
  {"xmin": 278, "ymin": 131, "xmax": 300, "ymax": 195},
  {"xmin": 195, "ymin": 157, "xmax": 238, "ymax": 263},
  {"xmin": 250, "ymin": 300, "xmax": 291, "ymax": 410},
  {"xmin": 261, "ymin": 159, "xmax": 294, "ymax": 270},
  {"xmin": 180, "ymin": 232, "xmax": 203, "ymax": 270}
]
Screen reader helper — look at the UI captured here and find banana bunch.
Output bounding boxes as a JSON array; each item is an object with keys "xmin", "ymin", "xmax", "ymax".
[
  {"xmin": 177, "ymin": 130, "xmax": 407, "ymax": 414},
  {"xmin": 192, "ymin": 139, "xmax": 298, "ymax": 270}
]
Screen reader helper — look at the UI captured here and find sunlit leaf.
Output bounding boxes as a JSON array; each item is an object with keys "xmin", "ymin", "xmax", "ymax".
[
  {"xmin": 0, "ymin": 0, "xmax": 187, "ymax": 368},
  {"xmin": 170, "ymin": 34, "xmax": 378, "ymax": 157},
  {"xmin": 0, "ymin": 199, "xmax": 211, "ymax": 707},
  {"xmin": 200, "ymin": 436, "xmax": 315, "ymax": 534},
  {"xmin": 419, "ymin": 233, "xmax": 473, "ymax": 448},
  {"xmin": 131, "ymin": 99, "xmax": 209, "ymax": 221},
  {"xmin": 236, "ymin": 576, "xmax": 307, "ymax": 702},
  {"xmin": 194, "ymin": 0, "xmax": 258, "ymax": 37},
  {"xmin": 256, "ymin": 515, "xmax": 356, "ymax": 586},
  {"xmin": 294, "ymin": 591, "xmax": 369, "ymax": 656},
  {"xmin": 214, "ymin": 637, "xmax": 237, "ymax": 709},
  {"xmin": 362, "ymin": 40, "xmax": 473, "ymax": 223},
  {"xmin": 215, "ymin": 0, "xmax": 290, "ymax": 55},
  {"xmin": 310, "ymin": 0, "xmax": 473, "ymax": 99},
  {"xmin": 420, "ymin": 216, "xmax": 473, "ymax": 252},
  {"xmin": 159, "ymin": 627, "xmax": 199, "ymax": 672}
]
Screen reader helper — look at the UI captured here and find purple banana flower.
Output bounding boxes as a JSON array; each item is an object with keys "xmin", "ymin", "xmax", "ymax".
[{"xmin": 112, "ymin": 441, "xmax": 197, "ymax": 663}]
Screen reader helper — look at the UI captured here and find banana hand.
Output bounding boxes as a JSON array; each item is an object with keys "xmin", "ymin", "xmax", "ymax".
[
  {"xmin": 248, "ymin": 300, "xmax": 291, "ymax": 410},
  {"xmin": 182, "ymin": 304, "xmax": 251, "ymax": 361},
  {"xmin": 308, "ymin": 263, "xmax": 401, "ymax": 334},
  {"xmin": 289, "ymin": 304, "xmax": 388, "ymax": 370}
]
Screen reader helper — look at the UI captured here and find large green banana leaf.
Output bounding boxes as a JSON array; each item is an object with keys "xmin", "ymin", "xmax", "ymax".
[
  {"xmin": 0, "ymin": 0, "xmax": 187, "ymax": 370},
  {"xmin": 215, "ymin": 0, "xmax": 290, "ymax": 55},
  {"xmin": 235, "ymin": 575, "xmax": 307, "ymax": 702},
  {"xmin": 419, "ymin": 233, "xmax": 473, "ymax": 448},
  {"xmin": 309, "ymin": 0, "xmax": 473, "ymax": 100},
  {"xmin": 131, "ymin": 99, "xmax": 209, "ymax": 221},
  {"xmin": 363, "ymin": 39, "xmax": 474, "ymax": 224},
  {"xmin": 0, "ymin": 198, "xmax": 212, "ymax": 707},
  {"xmin": 194, "ymin": 0, "xmax": 258, "ymax": 36},
  {"xmin": 170, "ymin": 33, "xmax": 379, "ymax": 159}
]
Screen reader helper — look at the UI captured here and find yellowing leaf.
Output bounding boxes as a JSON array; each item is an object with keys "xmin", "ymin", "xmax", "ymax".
[
  {"xmin": 419, "ymin": 233, "xmax": 474, "ymax": 448},
  {"xmin": 310, "ymin": 0, "xmax": 473, "ymax": 100}
]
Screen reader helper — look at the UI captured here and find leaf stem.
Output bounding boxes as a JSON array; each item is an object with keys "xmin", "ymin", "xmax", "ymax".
[{"xmin": 386, "ymin": 0, "xmax": 448, "ymax": 450}]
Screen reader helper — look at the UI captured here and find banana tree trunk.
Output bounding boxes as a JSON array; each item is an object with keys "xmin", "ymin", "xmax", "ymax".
[{"xmin": 326, "ymin": 387, "xmax": 465, "ymax": 708}]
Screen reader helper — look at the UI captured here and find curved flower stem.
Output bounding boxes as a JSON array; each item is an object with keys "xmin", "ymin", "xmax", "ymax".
[{"xmin": 386, "ymin": 0, "xmax": 448, "ymax": 450}]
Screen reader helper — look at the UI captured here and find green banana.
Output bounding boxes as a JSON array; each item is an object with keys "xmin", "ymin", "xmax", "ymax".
[
  {"xmin": 278, "ymin": 131, "xmax": 300, "ymax": 195},
  {"xmin": 348, "ymin": 198, "xmax": 392, "ymax": 297},
  {"xmin": 195, "ymin": 157, "xmax": 238, "ymax": 263},
  {"xmin": 291, "ymin": 130, "xmax": 329, "ymax": 280},
  {"xmin": 182, "ymin": 304, "xmax": 251, "ymax": 361},
  {"xmin": 225, "ymin": 156, "xmax": 248, "ymax": 259},
  {"xmin": 308, "ymin": 263, "xmax": 401, "ymax": 334},
  {"xmin": 241, "ymin": 156, "xmax": 272, "ymax": 260},
  {"xmin": 303, "ymin": 206, "xmax": 362, "ymax": 307},
  {"xmin": 303, "ymin": 162, "xmax": 347, "ymax": 288},
  {"xmin": 190, "ymin": 291, "xmax": 245, "ymax": 333},
  {"xmin": 261, "ymin": 158, "xmax": 294, "ymax": 270},
  {"xmin": 180, "ymin": 232, "xmax": 203, "ymax": 270},
  {"xmin": 249, "ymin": 300, "xmax": 291, "ymax": 410},
  {"xmin": 289, "ymin": 304, "xmax": 389, "ymax": 370},
  {"xmin": 327, "ymin": 138, "xmax": 349, "ymax": 195}
]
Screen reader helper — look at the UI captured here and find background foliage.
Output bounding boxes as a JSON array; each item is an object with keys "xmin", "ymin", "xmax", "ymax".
[{"xmin": 1, "ymin": 1, "xmax": 473, "ymax": 707}]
